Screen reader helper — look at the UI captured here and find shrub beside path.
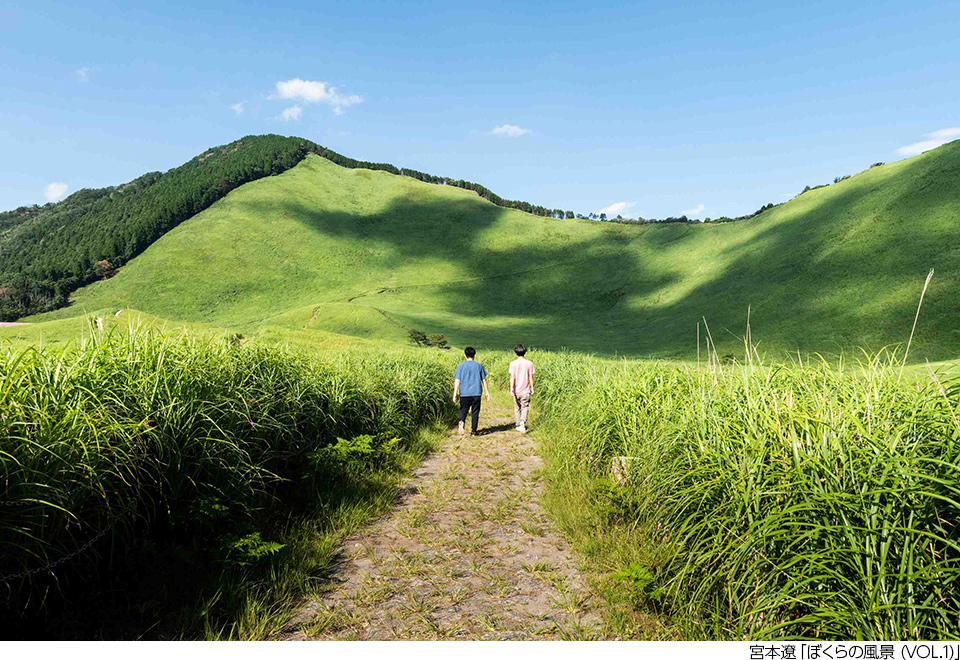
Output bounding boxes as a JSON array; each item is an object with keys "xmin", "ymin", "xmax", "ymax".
[{"xmin": 282, "ymin": 402, "xmax": 608, "ymax": 640}]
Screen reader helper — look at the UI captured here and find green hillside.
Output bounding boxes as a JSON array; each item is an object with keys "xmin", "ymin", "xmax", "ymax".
[
  {"xmin": 0, "ymin": 135, "xmax": 569, "ymax": 322},
  {"xmin": 0, "ymin": 136, "xmax": 328, "ymax": 320},
  {"xmin": 18, "ymin": 140, "xmax": 960, "ymax": 360}
]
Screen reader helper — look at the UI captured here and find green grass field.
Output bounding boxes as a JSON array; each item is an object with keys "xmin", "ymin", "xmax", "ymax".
[
  {"xmin": 16, "ymin": 139, "xmax": 960, "ymax": 361},
  {"xmin": 3, "ymin": 138, "xmax": 960, "ymax": 639},
  {"xmin": 529, "ymin": 348, "xmax": 960, "ymax": 639},
  {"xmin": 0, "ymin": 327, "xmax": 455, "ymax": 638}
]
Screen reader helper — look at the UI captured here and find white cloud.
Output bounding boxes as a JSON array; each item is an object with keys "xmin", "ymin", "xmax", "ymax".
[
  {"xmin": 229, "ymin": 102, "xmax": 245, "ymax": 115},
  {"xmin": 683, "ymin": 203, "xmax": 705, "ymax": 217},
  {"xmin": 76, "ymin": 67, "xmax": 91, "ymax": 82},
  {"xmin": 491, "ymin": 124, "xmax": 531, "ymax": 137},
  {"xmin": 44, "ymin": 182, "xmax": 69, "ymax": 202},
  {"xmin": 928, "ymin": 127, "xmax": 960, "ymax": 140},
  {"xmin": 597, "ymin": 201, "xmax": 636, "ymax": 216},
  {"xmin": 273, "ymin": 78, "xmax": 362, "ymax": 115},
  {"xmin": 896, "ymin": 127, "xmax": 960, "ymax": 157},
  {"xmin": 279, "ymin": 106, "xmax": 302, "ymax": 122}
]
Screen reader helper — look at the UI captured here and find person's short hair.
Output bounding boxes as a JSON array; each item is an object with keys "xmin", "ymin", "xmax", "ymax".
[
  {"xmin": 464, "ymin": 346, "xmax": 476, "ymax": 358},
  {"xmin": 514, "ymin": 344, "xmax": 527, "ymax": 356}
]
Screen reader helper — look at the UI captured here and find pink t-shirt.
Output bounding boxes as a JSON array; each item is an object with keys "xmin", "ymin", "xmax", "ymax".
[{"xmin": 509, "ymin": 357, "xmax": 535, "ymax": 395}]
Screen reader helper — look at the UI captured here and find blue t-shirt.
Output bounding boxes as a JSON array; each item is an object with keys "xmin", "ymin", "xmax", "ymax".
[{"xmin": 454, "ymin": 360, "xmax": 487, "ymax": 397}]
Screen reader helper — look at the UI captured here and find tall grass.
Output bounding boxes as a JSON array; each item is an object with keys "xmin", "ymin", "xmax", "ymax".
[
  {"xmin": 0, "ymin": 327, "xmax": 451, "ymax": 632},
  {"xmin": 533, "ymin": 351, "xmax": 960, "ymax": 639}
]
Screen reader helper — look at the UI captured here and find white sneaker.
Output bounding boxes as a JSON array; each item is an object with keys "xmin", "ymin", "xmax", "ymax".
[{"xmin": 517, "ymin": 424, "xmax": 526, "ymax": 433}]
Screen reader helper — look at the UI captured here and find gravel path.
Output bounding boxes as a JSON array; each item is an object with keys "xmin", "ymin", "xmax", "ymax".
[{"xmin": 283, "ymin": 403, "xmax": 607, "ymax": 640}]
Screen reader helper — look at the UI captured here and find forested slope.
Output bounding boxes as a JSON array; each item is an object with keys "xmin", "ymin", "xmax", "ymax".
[{"xmin": 0, "ymin": 136, "xmax": 322, "ymax": 319}]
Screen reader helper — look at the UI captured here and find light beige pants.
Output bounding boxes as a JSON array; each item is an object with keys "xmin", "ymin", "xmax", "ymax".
[{"xmin": 513, "ymin": 391, "xmax": 531, "ymax": 427}]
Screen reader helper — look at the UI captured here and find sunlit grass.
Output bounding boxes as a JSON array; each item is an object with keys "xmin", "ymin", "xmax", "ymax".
[
  {"xmin": 534, "ymin": 349, "xmax": 960, "ymax": 639},
  {"xmin": 0, "ymin": 323, "xmax": 453, "ymax": 637},
  {"xmin": 22, "ymin": 141, "xmax": 960, "ymax": 361}
]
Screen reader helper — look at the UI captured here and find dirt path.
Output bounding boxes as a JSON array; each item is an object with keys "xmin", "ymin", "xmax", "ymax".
[{"xmin": 283, "ymin": 402, "xmax": 606, "ymax": 640}]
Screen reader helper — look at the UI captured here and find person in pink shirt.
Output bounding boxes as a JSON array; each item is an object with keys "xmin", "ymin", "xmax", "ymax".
[{"xmin": 508, "ymin": 344, "xmax": 535, "ymax": 433}]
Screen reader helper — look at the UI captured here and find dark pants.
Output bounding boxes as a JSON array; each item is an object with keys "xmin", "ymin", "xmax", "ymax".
[{"xmin": 458, "ymin": 396, "xmax": 481, "ymax": 433}]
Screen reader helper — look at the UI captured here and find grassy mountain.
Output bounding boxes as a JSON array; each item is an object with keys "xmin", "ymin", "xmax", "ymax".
[
  {"xmin": 0, "ymin": 136, "xmax": 328, "ymax": 319},
  {"xmin": 13, "ymin": 139, "xmax": 960, "ymax": 360},
  {"xmin": 0, "ymin": 135, "xmax": 571, "ymax": 322}
]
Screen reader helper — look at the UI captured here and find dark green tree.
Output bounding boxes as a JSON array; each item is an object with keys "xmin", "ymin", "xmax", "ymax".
[{"xmin": 408, "ymin": 329, "xmax": 429, "ymax": 347}]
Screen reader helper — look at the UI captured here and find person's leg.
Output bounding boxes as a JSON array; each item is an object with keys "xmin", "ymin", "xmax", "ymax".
[
  {"xmin": 458, "ymin": 398, "xmax": 470, "ymax": 435},
  {"xmin": 514, "ymin": 395, "xmax": 522, "ymax": 428},
  {"xmin": 471, "ymin": 396, "xmax": 481, "ymax": 434},
  {"xmin": 518, "ymin": 393, "xmax": 531, "ymax": 430}
]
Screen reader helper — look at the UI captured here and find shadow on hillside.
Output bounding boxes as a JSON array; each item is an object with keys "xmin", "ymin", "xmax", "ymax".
[
  {"xmin": 240, "ymin": 192, "xmax": 681, "ymax": 355},
  {"xmin": 657, "ymin": 146, "xmax": 960, "ymax": 361},
  {"xmin": 246, "ymin": 144, "xmax": 960, "ymax": 361}
]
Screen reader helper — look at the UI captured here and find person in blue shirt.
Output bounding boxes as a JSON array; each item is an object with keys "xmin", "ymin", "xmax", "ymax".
[{"xmin": 453, "ymin": 346, "xmax": 491, "ymax": 436}]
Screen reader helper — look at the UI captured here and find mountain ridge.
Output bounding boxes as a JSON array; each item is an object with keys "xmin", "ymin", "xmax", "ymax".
[
  {"xmin": 0, "ymin": 134, "xmax": 576, "ymax": 321},
  {"xmin": 19, "ymin": 140, "xmax": 960, "ymax": 361}
]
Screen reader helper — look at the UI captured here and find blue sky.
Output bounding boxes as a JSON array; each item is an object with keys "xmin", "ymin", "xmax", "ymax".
[{"xmin": 2, "ymin": 0, "xmax": 959, "ymax": 218}]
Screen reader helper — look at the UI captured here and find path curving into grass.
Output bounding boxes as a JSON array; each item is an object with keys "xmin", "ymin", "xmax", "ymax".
[{"xmin": 282, "ymin": 401, "xmax": 613, "ymax": 640}]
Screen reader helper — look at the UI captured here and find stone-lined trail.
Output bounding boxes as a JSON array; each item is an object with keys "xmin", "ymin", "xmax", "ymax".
[{"xmin": 282, "ymin": 403, "xmax": 605, "ymax": 640}]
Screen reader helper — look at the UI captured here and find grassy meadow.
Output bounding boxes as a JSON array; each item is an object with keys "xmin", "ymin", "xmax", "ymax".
[
  {"xmin": 20, "ymin": 139, "xmax": 960, "ymax": 362},
  {"xmin": 3, "ymin": 139, "xmax": 960, "ymax": 640},
  {"xmin": 4, "ymin": 322, "xmax": 958, "ymax": 639},
  {"xmin": 522, "ymin": 348, "xmax": 960, "ymax": 639},
  {"xmin": 0, "ymin": 326, "xmax": 455, "ymax": 638}
]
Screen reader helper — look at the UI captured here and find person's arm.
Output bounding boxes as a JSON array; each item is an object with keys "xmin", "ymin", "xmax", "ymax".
[
  {"xmin": 529, "ymin": 371, "xmax": 535, "ymax": 397},
  {"xmin": 482, "ymin": 378, "xmax": 491, "ymax": 401},
  {"xmin": 509, "ymin": 368, "xmax": 516, "ymax": 396},
  {"xmin": 453, "ymin": 378, "xmax": 460, "ymax": 403}
]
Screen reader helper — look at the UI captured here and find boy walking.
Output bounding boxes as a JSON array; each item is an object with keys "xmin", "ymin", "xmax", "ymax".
[
  {"xmin": 509, "ymin": 344, "xmax": 535, "ymax": 433},
  {"xmin": 453, "ymin": 347, "xmax": 491, "ymax": 436}
]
